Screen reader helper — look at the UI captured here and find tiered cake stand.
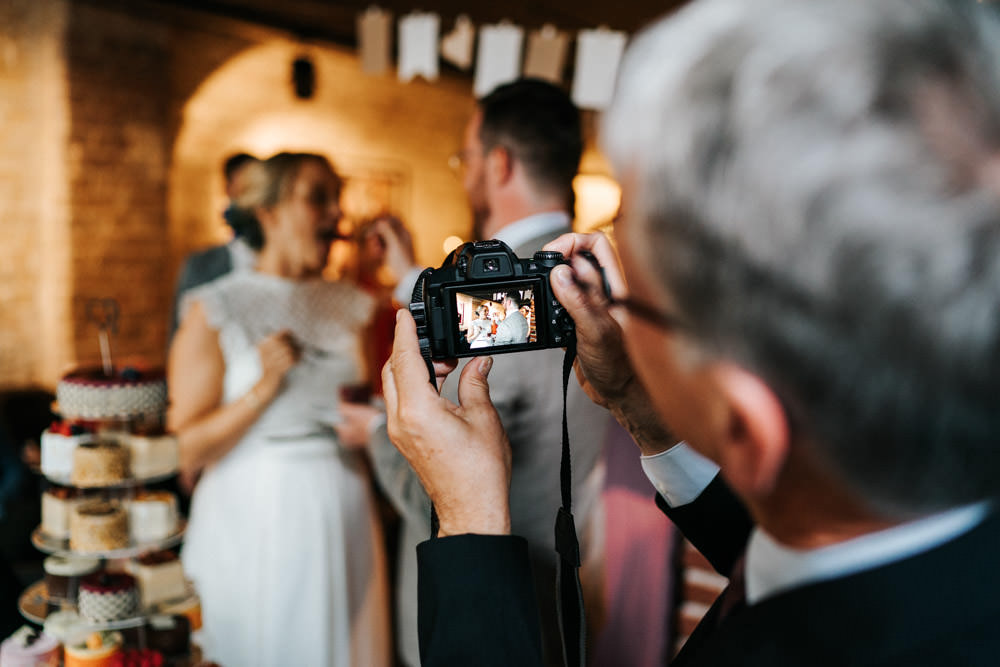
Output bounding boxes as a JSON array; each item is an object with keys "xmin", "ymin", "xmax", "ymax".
[{"xmin": 18, "ymin": 467, "xmax": 196, "ymax": 633}]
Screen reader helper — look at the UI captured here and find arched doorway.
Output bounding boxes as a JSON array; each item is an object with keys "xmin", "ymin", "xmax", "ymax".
[{"xmin": 168, "ymin": 38, "xmax": 475, "ymax": 281}]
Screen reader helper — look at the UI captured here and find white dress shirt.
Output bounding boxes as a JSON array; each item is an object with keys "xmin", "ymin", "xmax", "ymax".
[
  {"xmin": 641, "ymin": 442, "xmax": 990, "ymax": 604},
  {"xmin": 392, "ymin": 211, "xmax": 572, "ymax": 305}
]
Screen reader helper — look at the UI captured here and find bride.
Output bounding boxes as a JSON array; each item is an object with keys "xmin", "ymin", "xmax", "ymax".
[{"xmin": 168, "ymin": 152, "xmax": 389, "ymax": 667}]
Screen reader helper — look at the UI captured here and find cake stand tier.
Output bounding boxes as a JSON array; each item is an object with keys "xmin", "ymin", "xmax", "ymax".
[
  {"xmin": 41, "ymin": 468, "xmax": 178, "ymax": 489},
  {"xmin": 32, "ymin": 521, "xmax": 186, "ymax": 558},
  {"xmin": 18, "ymin": 579, "xmax": 198, "ymax": 631}
]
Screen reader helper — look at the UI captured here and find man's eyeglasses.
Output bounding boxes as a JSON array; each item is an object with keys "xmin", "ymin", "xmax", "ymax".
[
  {"xmin": 573, "ymin": 250, "xmax": 687, "ymax": 332},
  {"xmin": 605, "ymin": 293, "xmax": 688, "ymax": 331}
]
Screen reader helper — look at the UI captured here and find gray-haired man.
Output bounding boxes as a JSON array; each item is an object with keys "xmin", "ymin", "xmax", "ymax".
[{"xmin": 381, "ymin": 0, "xmax": 1000, "ymax": 665}]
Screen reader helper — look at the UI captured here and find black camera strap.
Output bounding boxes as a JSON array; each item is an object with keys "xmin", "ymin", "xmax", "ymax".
[{"xmin": 555, "ymin": 337, "xmax": 586, "ymax": 667}]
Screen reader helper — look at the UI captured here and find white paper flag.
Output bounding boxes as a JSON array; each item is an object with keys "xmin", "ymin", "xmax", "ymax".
[
  {"xmin": 358, "ymin": 7, "xmax": 391, "ymax": 74},
  {"xmin": 571, "ymin": 27, "xmax": 627, "ymax": 110},
  {"xmin": 398, "ymin": 12, "xmax": 440, "ymax": 82},
  {"xmin": 440, "ymin": 14, "xmax": 475, "ymax": 70},
  {"xmin": 523, "ymin": 24, "xmax": 568, "ymax": 84},
  {"xmin": 474, "ymin": 22, "xmax": 525, "ymax": 97}
]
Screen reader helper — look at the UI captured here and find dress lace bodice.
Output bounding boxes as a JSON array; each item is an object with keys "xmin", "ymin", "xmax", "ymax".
[{"xmin": 183, "ymin": 271, "xmax": 375, "ymax": 444}]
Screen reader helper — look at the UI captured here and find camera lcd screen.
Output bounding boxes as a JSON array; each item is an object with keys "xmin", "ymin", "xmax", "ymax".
[{"xmin": 450, "ymin": 282, "xmax": 541, "ymax": 355}]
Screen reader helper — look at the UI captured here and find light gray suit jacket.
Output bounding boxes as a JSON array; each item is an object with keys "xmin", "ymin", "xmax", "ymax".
[
  {"xmin": 369, "ymin": 225, "xmax": 610, "ymax": 667},
  {"xmin": 494, "ymin": 309, "xmax": 529, "ymax": 345}
]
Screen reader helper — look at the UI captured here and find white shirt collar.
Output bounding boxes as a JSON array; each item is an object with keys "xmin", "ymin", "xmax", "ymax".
[
  {"xmin": 745, "ymin": 500, "xmax": 992, "ymax": 605},
  {"xmin": 492, "ymin": 211, "xmax": 572, "ymax": 251}
]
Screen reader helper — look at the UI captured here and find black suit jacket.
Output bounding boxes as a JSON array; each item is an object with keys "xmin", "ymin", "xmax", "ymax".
[{"xmin": 417, "ymin": 480, "xmax": 1000, "ymax": 666}]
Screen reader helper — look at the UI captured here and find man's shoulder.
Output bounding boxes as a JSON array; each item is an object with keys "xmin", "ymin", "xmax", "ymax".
[{"xmin": 180, "ymin": 244, "xmax": 232, "ymax": 284}]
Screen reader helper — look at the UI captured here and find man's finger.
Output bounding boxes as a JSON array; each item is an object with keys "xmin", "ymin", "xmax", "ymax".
[
  {"xmin": 381, "ymin": 358, "xmax": 398, "ymax": 419},
  {"xmin": 542, "ymin": 232, "xmax": 591, "ymax": 258},
  {"xmin": 456, "ymin": 356, "xmax": 495, "ymax": 411},
  {"xmin": 544, "ymin": 232, "xmax": 628, "ymax": 296},
  {"xmin": 389, "ymin": 310, "xmax": 440, "ymax": 399}
]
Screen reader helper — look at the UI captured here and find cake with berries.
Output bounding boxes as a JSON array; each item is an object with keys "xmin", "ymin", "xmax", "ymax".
[
  {"xmin": 70, "ymin": 500, "xmax": 129, "ymax": 552},
  {"xmin": 78, "ymin": 573, "xmax": 139, "ymax": 623},
  {"xmin": 41, "ymin": 420, "xmax": 95, "ymax": 479},
  {"xmin": 124, "ymin": 491, "xmax": 178, "ymax": 544},
  {"xmin": 41, "ymin": 485, "xmax": 82, "ymax": 539},
  {"xmin": 0, "ymin": 626, "xmax": 61, "ymax": 667},
  {"xmin": 43, "ymin": 554, "xmax": 101, "ymax": 601},
  {"xmin": 57, "ymin": 366, "xmax": 166, "ymax": 422},
  {"xmin": 129, "ymin": 550, "xmax": 188, "ymax": 608},
  {"xmin": 71, "ymin": 441, "xmax": 130, "ymax": 487},
  {"xmin": 63, "ymin": 631, "xmax": 123, "ymax": 667}
]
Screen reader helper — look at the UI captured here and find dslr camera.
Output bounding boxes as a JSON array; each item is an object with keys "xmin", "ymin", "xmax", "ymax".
[{"xmin": 410, "ymin": 240, "xmax": 576, "ymax": 360}]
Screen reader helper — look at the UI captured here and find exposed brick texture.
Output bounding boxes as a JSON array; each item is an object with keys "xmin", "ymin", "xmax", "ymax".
[{"xmin": 1, "ymin": 1, "xmax": 475, "ymax": 390}]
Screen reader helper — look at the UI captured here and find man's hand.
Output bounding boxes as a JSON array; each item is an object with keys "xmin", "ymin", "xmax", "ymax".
[
  {"xmin": 545, "ymin": 232, "xmax": 677, "ymax": 456},
  {"xmin": 382, "ymin": 310, "xmax": 513, "ymax": 537},
  {"xmin": 335, "ymin": 402, "xmax": 383, "ymax": 450},
  {"xmin": 546, "ymin": 233, "xmax": 631, "ymax": 408}
]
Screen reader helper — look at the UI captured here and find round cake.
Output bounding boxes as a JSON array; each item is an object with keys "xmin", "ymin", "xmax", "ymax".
[
  {"xmin": 71, "ymin": 441, "xmax": 130, "ymax": 487},
  {"xmin": 63, "ymin": 630, "xmax": 123, "ymax": 667},
  {"xmin": 57, "ymin": 366, "xmax": 166, "ymax": 421},
  {"xmin": 0, "ymin": 626, "xmax": 61, "ymax": 667},
  {"xmin": 78, "ymin": 573, "xmax": 139, "ymax": 623},
  {"xmin": 70, "ymin": 500, "xmax": 129, "ymax": 552},
  {"xmin": 43, "ymin": 554, "xmax": 101, "ymax": 601}
]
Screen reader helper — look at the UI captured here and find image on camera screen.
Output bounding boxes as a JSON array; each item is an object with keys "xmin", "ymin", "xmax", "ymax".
[{"xmin": 455, "ymin": 286, "xmax": 537, "ymax": 352}]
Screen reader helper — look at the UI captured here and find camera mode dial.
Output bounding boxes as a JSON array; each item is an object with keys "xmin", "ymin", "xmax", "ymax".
[{"xmin": 533, "ymin": 251, "xmax": 564, "ymax": 267}]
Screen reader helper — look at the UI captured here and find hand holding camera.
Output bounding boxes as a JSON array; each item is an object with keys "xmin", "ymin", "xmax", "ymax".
[{"xmin": 409, "ymin": 240, "xmax": 580, "ymax": 361}]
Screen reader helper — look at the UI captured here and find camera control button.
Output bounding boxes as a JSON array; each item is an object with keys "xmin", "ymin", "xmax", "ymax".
[{"xmin": 533, "ymin": 251, "xmax": 564, "ymax": 267}]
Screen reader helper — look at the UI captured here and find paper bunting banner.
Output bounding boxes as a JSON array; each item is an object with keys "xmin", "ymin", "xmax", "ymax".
[
  {"xmin": 571, "ymin": 27, "xmax": 627, "ymax": 110},
  {"xmin": 474, "ymin": 22, "xmax": 525, "ymax": 97},
  {"xmin": 358, "ymin": 7, "xmax": 392, "ymax": 74},
  {"xmin": 440, "ymin": 14, "xmax": 475, "ymax": 70},
  {"xmin": 398, "ymin": 12, "xmax": 440, "ymax": 82},
  {"xmin": 523, "ymin": 24, "xmax": 568, "ymax": 84}
]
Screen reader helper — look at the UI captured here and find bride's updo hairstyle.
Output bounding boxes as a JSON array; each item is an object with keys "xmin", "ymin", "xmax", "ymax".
[{"xmin": 231, "ymin": 152, "xmax": 341, "ymax": 250}]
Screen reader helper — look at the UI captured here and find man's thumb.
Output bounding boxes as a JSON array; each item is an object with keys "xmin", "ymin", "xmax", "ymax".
[{"xmin": 457, "ymin": 356, "xmax": 494, "ymax": 408}]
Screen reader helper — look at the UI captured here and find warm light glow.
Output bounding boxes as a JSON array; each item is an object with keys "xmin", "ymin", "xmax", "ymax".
[
  {"xmin": 573, "ymin": 173, "xmax": 621, "ymax": 232},
  {"xmin": 443, "ymin": 235, "xmax": 465, "ymax": 254}
]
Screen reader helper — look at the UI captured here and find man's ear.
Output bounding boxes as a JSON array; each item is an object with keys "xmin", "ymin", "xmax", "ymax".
[
  {"xmin": 707, "ymin": 363, "xmax": 791, "ymax": 499},
  {"xmin": 485, "ymin": 145, "xmax": 514, "ymax": 186}
]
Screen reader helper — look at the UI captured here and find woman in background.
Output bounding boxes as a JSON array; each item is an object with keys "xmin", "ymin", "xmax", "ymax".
[
  {"xmin": 346, "ymin": 213, "xmax": 413, "ymax": 394},
  {"xmin": 169, "ymin": 152, "xmax": 390, "ymax": 667}
]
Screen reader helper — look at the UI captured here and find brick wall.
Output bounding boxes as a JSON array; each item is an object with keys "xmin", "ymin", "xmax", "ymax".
[
  {"xmin": 65, "ymin": 4, "xmax": 171, "ymax": 369},
  {"xmin": 0, "ymin": 0, "xmax": 71, "ymax": 389},
  {"xmin": 0, "ymin": 1, "xmax": 486, "ymax": 391}
]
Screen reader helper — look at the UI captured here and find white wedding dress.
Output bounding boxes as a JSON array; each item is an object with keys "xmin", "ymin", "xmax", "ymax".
[{"xmin": 180, "ymin": 271, "xmax": 390, "ymax": 667}]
